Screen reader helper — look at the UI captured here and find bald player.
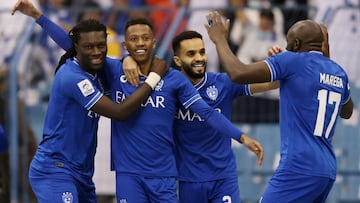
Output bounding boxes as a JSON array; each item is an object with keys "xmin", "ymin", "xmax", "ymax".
[{"xmin": 206, "ymin": 12, "xmax": 354, "ymax": 203}]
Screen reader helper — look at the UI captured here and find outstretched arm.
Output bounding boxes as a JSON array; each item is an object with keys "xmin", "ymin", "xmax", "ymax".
[
  {"xmin": 12, "ymin": 0, "xmax": 72, "ymax": 51},
  {"xmin": 205, "ymin": 11, "xmax": 271, "ymax": 84}
]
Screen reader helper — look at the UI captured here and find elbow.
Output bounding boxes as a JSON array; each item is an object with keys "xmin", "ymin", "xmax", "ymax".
[
  {"xmin": 340, "ymin": 98, "xmax": 354, "ymax": 119},
  {"xmin": 340, "ymin": 110, "xmax": 353, "ymax": 119}
]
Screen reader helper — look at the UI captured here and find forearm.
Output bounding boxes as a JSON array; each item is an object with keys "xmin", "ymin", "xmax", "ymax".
[
  {"xmin": 190, "ymin": 99, "xmax": 243, "ymax": 142},
  {"xmin": 214, "ymin": 38, "xmax": 246, "ymax": 82},
  {"xmin": 36, "ymin": 15, "xmax": 72, "ymax": 51}
]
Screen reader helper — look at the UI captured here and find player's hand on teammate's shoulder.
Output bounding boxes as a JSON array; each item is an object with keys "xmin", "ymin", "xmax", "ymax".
[
  {"xmin": 240, "ymin": 134, "xmax": 264, "ymax": 166},
  {"xmin": 151, "ymin": 56, "xmax": 169, "ymax": 78},
  {"xmin": 123, "ymin": 56, "xmax": 141, "ymax": 86},
  {"xmin": 267, "ymin": 45, "xmax": 283, "ymax": 57},
  {"xmin": 11, "ymin": 0, "xmax": 42, "ymax": 20}
]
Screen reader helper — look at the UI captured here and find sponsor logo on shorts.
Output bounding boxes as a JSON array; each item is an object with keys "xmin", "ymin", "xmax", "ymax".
[{"xmin": 62, "ymin": 192, "xmax": 73, "ymax": 203}]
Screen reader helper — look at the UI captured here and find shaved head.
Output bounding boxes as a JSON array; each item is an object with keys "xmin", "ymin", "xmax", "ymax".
[{"xmin": 286, "ymin": 20, "xmax": 323, "ymax": 52}]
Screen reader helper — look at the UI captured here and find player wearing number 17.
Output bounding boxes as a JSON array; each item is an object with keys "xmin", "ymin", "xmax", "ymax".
[{"xmin": 206, "ymin": 11, "xmax": 354, "ymax": 203}]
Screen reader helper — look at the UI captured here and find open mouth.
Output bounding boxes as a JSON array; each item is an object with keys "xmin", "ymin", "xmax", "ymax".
[{"xmin": 192, "ymin": 62, "xmax": 205, "ymax": 72}]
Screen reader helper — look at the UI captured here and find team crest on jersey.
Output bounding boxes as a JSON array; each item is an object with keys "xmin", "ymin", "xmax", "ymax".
[
  {"xmin": 206, "ymin": 85, "xmax": 218, "ymax": 101},
  {"xmin": 77, "ymin": 79, "xmax": 95, "ymax": 97},
  {"xmin": 155, "ymin": 79, "xmax": 164, "ymax": 91},
  {"xmin": 62, "ymin": 192, "xmax": 73, "ymax": 203}
]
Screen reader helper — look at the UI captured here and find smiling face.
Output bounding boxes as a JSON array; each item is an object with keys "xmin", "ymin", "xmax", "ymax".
[
  {"xmin": 74, "ymin": 31, "xmax": 107, "ymax": 75},
  {"xmin": 123, "ymin": 24, "xmax": 156, "ymax": 66},
  {"xmin": 173, "ymin": 38, "xmax": 207, "ymax": 83}
]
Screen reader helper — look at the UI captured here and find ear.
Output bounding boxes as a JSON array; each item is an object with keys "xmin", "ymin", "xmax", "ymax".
[
  {"xmin": 173, "ymin": 55, "xmax": 182, "ymax": 67},
  {"xmin": 122, "ymin": 42, "xmax": 127, "ymax": 51},
  {"xmin": 294, "ymin": 38, "xmax": 300, "ymax": 51},
  {"xmin": 153, "ymin": 39, "xmax": 156, "ymax": 49}
]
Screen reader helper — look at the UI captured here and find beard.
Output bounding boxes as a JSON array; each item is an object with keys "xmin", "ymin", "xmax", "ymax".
[{"xmin": 181, "ymin": 62, "xmax": 206, "ymax": 79}]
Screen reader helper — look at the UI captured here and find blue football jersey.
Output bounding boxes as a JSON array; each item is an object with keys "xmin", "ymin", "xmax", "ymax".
[
  {"xmin": 32, "ymin": 58, "xmax": 104, "ymax": 179},
  {"xmin": 102, "ymin": 63, "xmax": 245, "ymax": 177},
  {"xmin": 174, "ymin": 72, "xmax": 251, "ymax": 181},
  {"xmin": 265, "ymin": 51, "xmax": 351, "ymax": 179}
]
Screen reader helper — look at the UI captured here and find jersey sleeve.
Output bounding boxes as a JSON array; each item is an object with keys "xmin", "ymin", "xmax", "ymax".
[
  {"xmin": 265, "ymin": 51, "xmax": 297, "ymax": 81},
  {"xmin": 58, "ymin": 69, "xmax": 103, "ymax": 110},
  {"xmin": 342, "ymin": 77, "xmax": 351, "ymax": 105},
  {"xmin": 220, "ymin": 73, "xmax": 251, "ymax": 97},
  {"xmin": 175, "ymin": 72, "xmax": 244, "ymax": 141},
  {"xmin": 36, "ymin": 14, "xmax": 72, "ymax": 51}
]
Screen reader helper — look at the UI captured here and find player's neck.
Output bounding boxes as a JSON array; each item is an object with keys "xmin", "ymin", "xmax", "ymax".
[{"xmin": 138, "ymin": 60, "xmax": 152, "ymax": 76}]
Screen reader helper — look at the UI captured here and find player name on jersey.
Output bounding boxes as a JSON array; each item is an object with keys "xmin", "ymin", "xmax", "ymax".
[{"xmin": 319, "ymin": 73, "xmax": 344, "ymax": 89}]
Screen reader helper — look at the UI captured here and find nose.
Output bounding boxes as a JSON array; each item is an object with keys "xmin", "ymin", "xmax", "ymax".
[
  {"xmin": 195, "ymin": 52, "xmax": 205, "ymax": 61},
  {"xmin": 136, "ymin": 38, "xmax": 145, "ymax": 46}
]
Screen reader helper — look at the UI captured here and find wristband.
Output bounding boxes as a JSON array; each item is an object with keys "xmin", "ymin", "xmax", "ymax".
[{"xmin": 145, "ymin": 72, "xmax": 161, "ymax": 89}]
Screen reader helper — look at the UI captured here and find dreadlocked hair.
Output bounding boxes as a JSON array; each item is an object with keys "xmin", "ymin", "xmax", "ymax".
[{"xmin": 55, "ymin": 19, "xmax": 107, "ymax": 74}]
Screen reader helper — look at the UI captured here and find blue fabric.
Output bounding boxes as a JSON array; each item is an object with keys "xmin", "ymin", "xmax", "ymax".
[{"xmin": 0, "ymin": 123, "xmax": 8, "ymax": 152}]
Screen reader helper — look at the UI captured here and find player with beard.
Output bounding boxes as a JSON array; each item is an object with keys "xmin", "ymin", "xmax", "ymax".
[
  {"xmin": 123, "ymin": 30, "xmax": 277, "ymax": 202},
  {"xmin": 171, "ymin": 30, "xmax": 278, "ymax": 203},
  {"xmin": 12, "ymin": 1, "xmax": 264, "ymax": 202}
]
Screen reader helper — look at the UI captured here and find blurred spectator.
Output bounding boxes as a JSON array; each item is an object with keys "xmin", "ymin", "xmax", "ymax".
[
  {"xmin": 236, "ymin": 8, "xmax": 286, "ymax": 63},
  {"xmin": 0, "ymin": 67, "xmax": 37, "ymax": 203},
  {"xmin": 310, "ymin": 0, "xmax": 360, "ymax": 83},
  {"xmin": 236, "ymin": 9, "xmax": 285, "ymax": 100},
  {"xmin": 272, "ymin": 0, "xmax": 308, "ymax": 34},
  {"xmin": 106, "ymin": 0, "xmax": 147, "ymax": 40},
  {"xmin": 145, "ymin": 0, "xmax": 187, "ymax": 40},
  {"xmin": 23, "ymin": 0, "xmax": 74, "ymax": 89},
  {"xmin": 77, "ymin": 1, "xmax": 122, "ymax": 59},
  {"xmin": 227, "ymin": 0, "xmax": 284, "ymax": 53},
  {"xmin": 186, "ymin": 0, "xmax": 228, "ymax": 72}
]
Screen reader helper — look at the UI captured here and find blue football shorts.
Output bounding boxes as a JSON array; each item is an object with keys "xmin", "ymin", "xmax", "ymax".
[
  {"xmin": 115, "ymin": 173, "xmax": 177, "ymax": 203},
  {"xmin": 260, "ymin": 170, "xmax": 334, "ymax": 203},
  {"xmin": 178, "ymin": 176, "xmax": 240, "ymax": 203},
  {"xmin": 29, "ymin": 164, "xmax": 97, "ymax": 203}
]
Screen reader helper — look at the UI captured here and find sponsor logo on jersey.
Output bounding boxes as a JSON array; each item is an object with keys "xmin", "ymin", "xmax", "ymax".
[
  {"xmin": 206, "ymin": 85, "xmax": 218, "ymax": 101},
  {"xmin": 77, "ymin": 79, "xmax": 95, "ymax": 97}
]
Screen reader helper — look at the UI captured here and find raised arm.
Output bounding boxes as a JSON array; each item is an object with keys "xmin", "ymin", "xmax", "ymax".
[
  {"xmin": 12, "ymin": 0, "xmax": 72, "ymax": 51},
  {"xmin": 205, "ymin": 11, "xmax": 271, "ymax": 84}
]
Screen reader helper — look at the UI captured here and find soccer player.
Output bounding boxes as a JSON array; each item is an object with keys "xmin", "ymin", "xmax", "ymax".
[
  {"xmin": 12, "ymin": 2, "xmax": 167, "ymax": 203},
  {"xmin": 13, "ymin": 1, "xmax": 264, "ymax": 202},
  {"xmin": 110, "ymin": 18, "xmax": 263, "ymax": 203},
  {"xmin": 172, "ymin": 31, "xmax": 278, "ymax": 203},
  {"xmin": 205, "ymin": 11, "xmax": 354, "ymax": 203}
]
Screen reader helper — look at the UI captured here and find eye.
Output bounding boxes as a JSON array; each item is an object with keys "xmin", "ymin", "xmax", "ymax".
[
  {"xmin": 129, "ymin": 37, "xmax": 137, "ymax": 42},
  {"xmin": 143, "ymin": 36, "xmax": 151, "ymax": 41},
  {"xmin": 187, "ymin": 51, "xmax": 195, "ymax": 57}
]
